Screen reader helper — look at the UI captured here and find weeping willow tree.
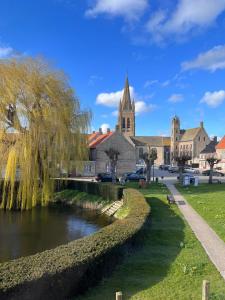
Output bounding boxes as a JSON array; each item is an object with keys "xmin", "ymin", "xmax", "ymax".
[{"xmin": 0, "ymin": 57, "xmax": 90, "ymax": 210}]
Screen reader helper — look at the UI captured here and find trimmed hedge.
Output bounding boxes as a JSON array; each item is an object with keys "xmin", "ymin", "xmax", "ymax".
[
  {"xmin": 0, "ymin": 188, "xmax": 150, "ymax": 300},
  {"xmin": 54, "ymin": 179, "xmax": 124, "ymax": 202}
]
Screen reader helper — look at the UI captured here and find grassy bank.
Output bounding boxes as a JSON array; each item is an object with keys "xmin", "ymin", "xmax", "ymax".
[
  {"xmin": 53, "ymin": 189, "xmax": 111, "ymax": 206},
  {"xmin": 177, "ymin": 183, "xmax": 225, "ymax": 243},
  {"xmin": 76, "ymin": 183, "xmax": 225, "ymax": 300}
]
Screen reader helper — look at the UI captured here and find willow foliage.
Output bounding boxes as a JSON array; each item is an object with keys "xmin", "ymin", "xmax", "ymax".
[{"xmin": 0, "ymin": 57, "xmax": 90, "ymax": 210}]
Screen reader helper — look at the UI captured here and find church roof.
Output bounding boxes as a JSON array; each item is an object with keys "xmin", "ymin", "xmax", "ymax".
[
  {"xmin": 180, "ymin": 128, "xmax": 200, "ymax": 141},
  {"xmin": 121, "ymin": 77, "xmax": 132, "ymax": 111},
  {"xmin": 131, "ymin": 136, "xmax": 170, "ymax": 147},
  {"xmin": 216, "ymin": 136, "xmax": 225, "ymax": 149},
  {"xmin": 200, "ymin": 140, "xmax": 218, "ymax": 154}
]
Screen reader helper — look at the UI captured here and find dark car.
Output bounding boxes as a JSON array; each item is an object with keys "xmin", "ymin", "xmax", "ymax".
[
  {"xmin": 95, "ymin": 173, "xmax": 119, "ymax": 182},
  {"xmin": 159, "ymin": 165, "xmax": 170, "ymax": 170},
  {"xmin": 124, "ymin": 173, "xmax": 146, "ymax": 182},
  {"xmin": 136, "ymin": 168, "xmax": 146, "ymax": 175},
  {"xmin": 202, "ymin": 170, "xmax": 224, "ymax": 177}
]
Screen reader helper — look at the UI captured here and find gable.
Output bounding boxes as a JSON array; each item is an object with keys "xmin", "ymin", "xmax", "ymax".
[{"xmin": 96, "ymin": 131, "xmax": 135, "ymax": 151}]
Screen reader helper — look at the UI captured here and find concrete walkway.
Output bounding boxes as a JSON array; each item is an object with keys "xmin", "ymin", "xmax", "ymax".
[{"xmin": 166, "ymin": 183, "xmax": 225, "ymax": 280}]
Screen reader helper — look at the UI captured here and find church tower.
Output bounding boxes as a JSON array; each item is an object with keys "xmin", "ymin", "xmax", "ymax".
[
  {"xmin": 117, "ymin": 77, "xmax": 135, "ymax": 137},
  {"xmin": 171, "ymin": 115, "xmax": 180, "ymax": 161}
]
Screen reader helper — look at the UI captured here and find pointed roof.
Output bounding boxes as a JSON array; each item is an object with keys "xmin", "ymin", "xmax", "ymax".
[
  {"xmin": 121, "ymin": 76, "xmax": 132, "ymax": 111},
  {"xmin": 216, "ymin": 136, "xmax": 225, "ymax": 149}
]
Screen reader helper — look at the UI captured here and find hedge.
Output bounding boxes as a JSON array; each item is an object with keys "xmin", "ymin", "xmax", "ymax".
[
  {"xmin": 0, "ymin": 188, "xmax": 150, "ymax": 300},
  {"xmin": 54, "ymin": 179, "xmax": 124, "ymax": 202}
]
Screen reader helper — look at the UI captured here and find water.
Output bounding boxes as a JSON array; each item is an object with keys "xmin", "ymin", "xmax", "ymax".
[{"xmin": 0, "ymin": 205, "xmax": 112, "ymax": 263}]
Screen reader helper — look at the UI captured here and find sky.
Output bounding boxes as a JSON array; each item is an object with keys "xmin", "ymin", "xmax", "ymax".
[{"xmin": 0, "ymin": 0, "xmax": 225, "ymax": 138}]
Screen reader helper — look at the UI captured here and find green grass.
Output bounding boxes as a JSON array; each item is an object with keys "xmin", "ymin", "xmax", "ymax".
[
  {"xmin": 177, "ymin": 183, "xmax": 225, "ymax": 244},
  {"xmin": 76, "ymin": 183, "xmax": 225, "ymax": 300},
  {"xmin": 53, "ymin": 189, "xmax": 111, "ymax": 205}
]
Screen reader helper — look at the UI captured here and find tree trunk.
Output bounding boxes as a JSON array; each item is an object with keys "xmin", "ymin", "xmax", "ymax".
[
  {"xmin": 209, "ymin": 165, "xmax": 213, "ymax": 184},
  {"xmin": 111, "ymin": 160, "xmax": 117, "ymax": 184},
  {"xmin": 146, "ymin": 162, "xmax": 151, "ymax": 184},
  {"xmin": 179, "ymin": 165, "xmax": 183, "ymax": 184}
]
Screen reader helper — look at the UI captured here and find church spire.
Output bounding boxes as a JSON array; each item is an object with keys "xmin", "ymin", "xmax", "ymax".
[
  {"xmin": 121, "ymin": 76, "xmax": 132, "ymax": 111},
  {"xmin": 117, "ymin": 76, "xmax": 135, "ymax": 137}
]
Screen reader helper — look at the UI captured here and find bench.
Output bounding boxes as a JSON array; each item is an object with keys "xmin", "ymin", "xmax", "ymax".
[{"xmin": 167, "ymin": 194, "xmax": 175, "ymax": 204}]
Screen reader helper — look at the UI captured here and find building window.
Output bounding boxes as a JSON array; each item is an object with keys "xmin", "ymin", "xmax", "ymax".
[
  {"xmin": 204, "ymin": 137, "xmax": 206, "ymax": 141},
  {"xmin": 176, "ymin": 137, "xmax": 178, "ymax": 141},
  {"xmin": 199, "ymin": 136, "xmax": 201, "ymax": 141},
  {"xmin": 122, "ymin": 117, "xmax": 126, "ymax": 129},
  {"xmin": 127, "ymin": 118, "xmax": 130, "ymax": 128}
]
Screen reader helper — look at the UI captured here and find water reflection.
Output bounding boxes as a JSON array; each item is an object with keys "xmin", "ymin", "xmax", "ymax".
[{"xmin": 0, "ymin": 205, "xmax": 112, "ymax": 263}]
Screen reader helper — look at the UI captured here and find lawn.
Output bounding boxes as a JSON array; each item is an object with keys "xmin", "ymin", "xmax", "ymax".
[
  {"xmin": 177, "ymin": 183, "xmax": 225, "ymax": 244},
  {"xmin": 76, "ymin": 183, "xmax": 225, "ymax": 300}
]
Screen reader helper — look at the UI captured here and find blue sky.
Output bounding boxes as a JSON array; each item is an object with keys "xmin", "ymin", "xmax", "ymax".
[{"xmin": 1, "ymin": 0, "xmax": 225, "ymax": 138}]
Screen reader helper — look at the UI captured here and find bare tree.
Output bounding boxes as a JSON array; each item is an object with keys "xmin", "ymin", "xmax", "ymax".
[
  {"xmin": 206, "ymin": 154, "xmax": 221, "ymax": 184},
  {"xmin": 173, "ymin": 153, "xmax": 192, "ymax": 183},
  {"xmin": 105, "ymin": 148, "xmax": 120, "ymax": 184},
  {"xmin": 142, "ymin": 147, "xmax": 157, "ymax": 184}
]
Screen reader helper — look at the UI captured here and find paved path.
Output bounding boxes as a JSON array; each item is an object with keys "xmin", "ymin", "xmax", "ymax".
[{"xmin": 166, "ymin": 183, "xmax": 225, "ymax": 280}]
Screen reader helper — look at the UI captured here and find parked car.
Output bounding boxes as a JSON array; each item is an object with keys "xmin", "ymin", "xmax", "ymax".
[
  {"xmin": 123, "ymin": 173, "xmax": 146, "ymax": 182},
  {"xmin": 184, "ymin": 168, "xmax": 200, "ymax": 174},
  {"xmin": 95, "ymin": 173, "xmax": 119, "ymax": 182},
  {"xmin": 202, "ymin": 170, "xmax": 224, "ymax": 177},
  {"xmin": 159, "ymin": 164, "xmax": 170, "ymax": 170},
  {"xmin": 136, "ymin": 167, "xmax": 146, "ymax": 175},
  {"xmin": 168, "ymin": 166, "xmax": 179, "ymax": 173}
]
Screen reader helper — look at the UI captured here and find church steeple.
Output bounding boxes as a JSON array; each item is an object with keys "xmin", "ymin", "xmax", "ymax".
[
  {"xmin": 117, "ymin": 76, "xmax": 135, "ymax": 137},
  {"xmin": 121, "ymin": 76, "xmax": 132, "ymax": 111}
]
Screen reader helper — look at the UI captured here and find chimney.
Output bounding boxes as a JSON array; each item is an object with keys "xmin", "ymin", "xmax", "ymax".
[
  {"xmin": 99, "ymin": 127, "xmax": 103, "ymax": 134},
  {"xmin": 107, "ymin": 128, "xmax": 110, "ymax": 133},
  {"xmin": 213, "ymin": 136, "xmax": 217, "ymax": 143},
  {"xmin": 200, "ymin": 121, "xmax": 204, "ymax": 128}
]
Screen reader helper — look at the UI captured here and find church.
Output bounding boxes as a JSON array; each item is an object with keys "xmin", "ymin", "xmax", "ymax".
[{"xmin": 81, "ymin": 77, "xmax": 211, "ymax": 176}]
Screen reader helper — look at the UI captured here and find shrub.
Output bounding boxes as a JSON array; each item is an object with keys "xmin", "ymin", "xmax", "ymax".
[{"xmin": 0, "ymin": 188, "xmax": 150, "ymax": 300}]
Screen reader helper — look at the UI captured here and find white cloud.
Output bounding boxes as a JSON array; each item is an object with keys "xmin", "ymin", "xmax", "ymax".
[
  {"xmin": 161, "ymin": 80, "xmax": 170, "ymax": 87},
  {"xmin": 146, "ymin": 0, "xmax": 225, "ymax": 43},
  {"xmin": 135, "ymin": 101, "xmax": 155, "ymax": 115},
  {"xmin": 182, "ymin": 45, "xmax": 225, "ymax": 72},
  {"xmin": 85, "ymin": 0, "xmax": 148, "ymax": 21},
  {"xmin": 0, "ymin": 46, "xmax": 13, "ymax": 59},
  {"xmin": 112, "ymin": 110, "xmax": 118, "ymax": 117},
  {"xmin": 96, "ymin": 86, "xmax": 155, "ymax": 115},
  {"xmin": 200, "ymin": 90, "xmax": 225, "ymax": 108},
  {"xmin": 100, "ymin": 123, "xmax": 110, "ymax": 133},
  {"xmin": 96, "ymin": 86, "xmax": 135, "ymax": 107},
  {"xmin": 88, "ymin": 75, "xmax": 103, "ymax": 86},
  {"xmin": 144, "ymin": 79, "xmax": 158, "ymax": 88},
  {"xmin": 168, "ymin": 93, "xmax": 184, "ymax": 103}
]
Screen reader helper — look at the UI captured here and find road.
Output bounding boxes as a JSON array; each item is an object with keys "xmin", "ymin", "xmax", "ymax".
[{"xmin": 68, "ymin": 167, "xmax": 225, "ymax": 184}]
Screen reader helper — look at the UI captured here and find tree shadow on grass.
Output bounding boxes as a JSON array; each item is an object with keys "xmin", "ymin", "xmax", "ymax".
[{"xmin": 76, "ymin": 192, "xmax": 185, "ymax": 300}]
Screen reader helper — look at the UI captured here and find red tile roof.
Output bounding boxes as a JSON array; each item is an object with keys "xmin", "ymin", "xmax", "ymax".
[
  {"xmin": 216, "ymin": 136, "xmax": 225, "ymax": 149},
  {"xmin": 89, "ymin": 132, "xmax": 113, "ymax": 148}
]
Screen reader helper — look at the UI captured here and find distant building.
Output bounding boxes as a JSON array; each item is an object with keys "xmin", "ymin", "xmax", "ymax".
[
  {"xmin": 171, "ymin": 116, "xmax": 210, "ymax": 165},
  {"xmin": 216, "ymin": 136, "xmax": 225, "ymax": 170},
  {"xmin": 81, "ymin": 128, "xmax": 136, "ymax": 176},
  {"xmin": 82, "ymin": 78, "xmax": 212, "ymax": 177},
  {"xmin": 199, "ymin": 137, "xmax": 218, "ymax": 169}
]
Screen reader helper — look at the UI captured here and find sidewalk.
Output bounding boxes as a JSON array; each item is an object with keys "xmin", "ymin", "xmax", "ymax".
[{"xmin": 166, "ymin": 183, "xmax": 225, "ymax": 280}]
